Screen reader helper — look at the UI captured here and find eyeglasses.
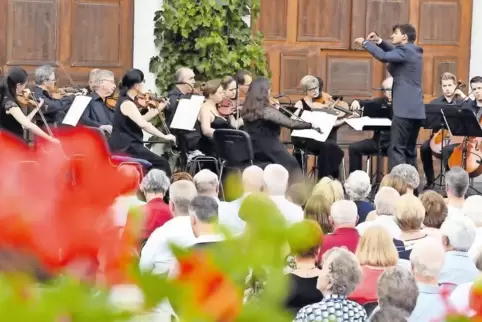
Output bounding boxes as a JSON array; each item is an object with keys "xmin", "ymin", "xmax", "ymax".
[
  {"xmin": 101, "ymin": 79, "xmax": 115, "ymax": 84},
  {"xmin": 307, "ymin": 87, "xmax": 318, "ymax": 92}
]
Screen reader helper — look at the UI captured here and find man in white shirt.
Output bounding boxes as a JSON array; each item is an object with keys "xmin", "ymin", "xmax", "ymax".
[
  {"xmin": 263, "ymin": 164, "xmax": 303, "ymax": 225},
  {"xmin": 139, "ymin": 180, "xmax": 198, "ymax": 275},
  {"xmin": 189, "ymin": 195, "xmax": 224, "ymax": 248},
  {"xmin": 445, "ymin": 167, "xmax": 469, "ymax": 217},
  {"xmin": 219, "ymin": 165, "xmax": 264, "ymax": 235},
  {"xmin": 193, "ymin": 169, "xmax": 221, "ymax": 202}
]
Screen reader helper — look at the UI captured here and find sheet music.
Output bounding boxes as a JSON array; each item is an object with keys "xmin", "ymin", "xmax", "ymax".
[
  {"xmin": 169, "ymin": 97, "xmax": 203, "ymax": 131},
  {"xmin": 345, "ymin": 116, "xmax": 391, "ymax": 131},
  {"xmin": 291, "ymin": 111, "xmax": 337, "ymax": 142},
  {"xmin": 61, "ymin": 95, "xmax": 92, "ymax": 126}
]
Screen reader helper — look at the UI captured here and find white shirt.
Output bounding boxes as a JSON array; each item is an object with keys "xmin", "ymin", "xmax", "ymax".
[
  {"xmin": 139, "ymin": 216, "xmax": 196, "ymax": 275},
  {"xmin": 356, "ymin": 215, "xmax": 402, "ymax": 239},
  {"xmin": 269, "ymin": 195, "xmax": 304, "ymax": 225},
  {"xmin": 469, "ymin": 227, "xmax": 482, "ymax": 260},
  {"xmin": 218, "ymin": 194, "xmax": 248, "ymax": 235}
]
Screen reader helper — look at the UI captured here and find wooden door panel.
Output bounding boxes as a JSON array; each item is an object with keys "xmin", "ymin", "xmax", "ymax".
[
  {"xmin": 419, "ymin": 0, "xmax": 460, "ymax": 46},
  {"xmin": 259, "ymin": 0, "xmax": 288, "ymax": 41}
]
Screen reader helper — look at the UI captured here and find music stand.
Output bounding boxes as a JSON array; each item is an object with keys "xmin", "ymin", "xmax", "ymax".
[
  {"xmin": 423, "ymin": 104, "xmax": 452, "ymax": 186},
  {"xmin": 442, "ymin": 108, "xmax": 482, "ymax": 195},
  {"xmin": 361, "ymin": 101, "xmax": 391, "ymax": 192}
]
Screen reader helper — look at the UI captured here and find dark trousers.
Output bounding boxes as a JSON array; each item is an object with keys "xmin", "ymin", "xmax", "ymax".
[
  {"xmin": 420, "ymin": 140, "xmax": 457, "ymax": 183},
  {"xmin": 126, "ymin": 143, "xmax": 172, "ymax": 177},
  {"xmin": 348, "ymin": 138, "xmax": 390, "ymax": 173},
  {"xmin": 389, "ymin": 116, "xmax": 423, "ymax": 170}
]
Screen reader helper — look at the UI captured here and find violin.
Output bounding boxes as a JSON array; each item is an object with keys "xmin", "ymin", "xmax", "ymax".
[
  {"xmin": 134, "ymin": 91, "xmax": 168, "ymax": 112},
  {"xmin": 314, "ymin": 92, "xmax": 355, "ymax": 119},
  {"xmin": 17, "ymin": 89, "xmax": 39, "ymax": 108},
  {"xmin": 106, "ymin": 89, "xmax": 120, "ymax": 109},
  {"xmin": 217, "ymin": 98, "xmax": 235, "ymax": 117}
]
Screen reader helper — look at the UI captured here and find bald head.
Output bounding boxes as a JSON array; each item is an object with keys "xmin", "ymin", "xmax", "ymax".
[{"xmin": 242, "ymin": 166, "xmax": 264, "ymax": 193}]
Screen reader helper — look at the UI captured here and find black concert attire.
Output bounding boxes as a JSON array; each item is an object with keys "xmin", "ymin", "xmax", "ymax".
[
  {"xmin": 0, "ymin": 96, "xmax": 25, "ymax": 140},
  {"xmin": 79, "ymin": 91, "xmax": 114, "ymax": 128},
  {"xmin": 293, "ymin": 99, "xmax": 344, "ymax": 179},
  {"xmin": 420, "ymin": 95, "xmax": 463, "ymax": 185},
  {"xmin": 243, "ymin": 106, "xmax": 312, "ymax": 178},
  {"xmin": 348, "ymin": 97, "xmax": 391, "ymax": 173},
  {"xmin": 109, "ymin": 94, "xmax": 172, "ymax": 177},
  {"xmin": 33, "ymin": 86, "xmax": 74, "ymax": 126},
  {"xmin": 198, "ymin": 112, "xmax": 233, "ymax": 157},
  {"xmin": 284, "ymin": 273, "xmax": 323, "ymax": 315}
]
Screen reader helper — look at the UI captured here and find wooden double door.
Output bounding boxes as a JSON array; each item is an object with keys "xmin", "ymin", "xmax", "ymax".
[{"xmin": 0, "ymin": 0, "xmax": 134, "ymax": 86}]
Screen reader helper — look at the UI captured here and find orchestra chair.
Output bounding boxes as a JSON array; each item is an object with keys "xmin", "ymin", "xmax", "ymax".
[
  {"xmin": 213, "ymin": 129, "xmax": 255, "ymax": 200},
  {"xmin": 363, "ymin": 302, "xmax": 378, "ymax": 316}
]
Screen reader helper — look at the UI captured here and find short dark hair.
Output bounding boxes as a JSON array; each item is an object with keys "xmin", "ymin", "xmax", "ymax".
[
  {"xmin": 234, "ymin": 70, "xmax": 251, "ymax": 86},
  {"xmin": 392, "ymin": 23, "xmax": 417, "ymax": 42},
  {"xmin": 470, "ymin": 76, "xmax": 482, "ymax": 85}
]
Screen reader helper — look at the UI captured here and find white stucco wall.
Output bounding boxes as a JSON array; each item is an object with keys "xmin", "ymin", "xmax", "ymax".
[
  {"xmin": 470, "ymin": 0, "xmax": 482, "ymax": 80},
  {"xmin": 133, "ymin": 0, "xmax": 162, "ymax": 94}
]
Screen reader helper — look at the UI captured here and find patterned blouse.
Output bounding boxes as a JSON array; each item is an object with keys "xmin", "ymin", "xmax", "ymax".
[{"xmin": 294, "ymin": 294, "xmax": 367, "ymax": 322}]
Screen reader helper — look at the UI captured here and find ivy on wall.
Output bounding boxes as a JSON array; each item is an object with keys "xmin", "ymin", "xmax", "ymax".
[{"xmin": 149, "ymin": 0, "xmax": 269, "ymax": 93}]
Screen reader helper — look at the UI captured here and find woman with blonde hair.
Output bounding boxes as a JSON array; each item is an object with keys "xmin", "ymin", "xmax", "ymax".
[
  {"xmin": 380, "ymin": 173, "xmax": 408, "ymax": 195},
  {"xmin": 312, "ymin": 177, "xmax": 344, "ymax": 204},
  {"xmin": 304, "ymin": 194, "xmax": 333, "ymax": 234},
  {"xmin": 349, "ymin": 226, "xmax": 398, "ymax": 305}
]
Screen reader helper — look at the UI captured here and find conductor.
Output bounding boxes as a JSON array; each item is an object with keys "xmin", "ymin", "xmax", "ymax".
[{"xmin": 354, "ymin": 24, "xmax": 425, "ymax": 170}]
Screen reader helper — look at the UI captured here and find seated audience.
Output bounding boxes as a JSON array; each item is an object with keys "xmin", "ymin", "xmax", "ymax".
[
  {"xmin": 394, "ymin": 194, "xmax": 427, "ymax": 260},
  {"xmin": 419, "ymin": 190, "xmax": 448, "ymax": 241},
  {"xmin": 370, "ymin": 306, "xmax": 411, "ymax": 322},
  {"xmin": 391, "ymin": 163, "xmax": 420, "ymax": 195},
  {"xmin": 357, "ymin": 187, "xmax": 401, "ymax": 239},
  {"xmin": 170, "ymin": 172, "xmax": 193, "ymax": 183},
  {"xmin": 445, "ymin": 167, "xmax": 469, "ymax": 216},
  {"xmin": 344, "ymin": 170, "xmax": 374, "ymax": 224},
  {"xmin": 375, "ymin": 266, "xmax": 418, "ymax": 318},
  {"xmin": 440, "ymin": 216, "xmax": 478, "ymax": 285},
  {"xmin": 465, "ymin": 195, "xmax": 482, "ymax": 259},
  {"xmin": 312, "ymin": 177, "xmax": 345, "ymax": 203},
  {"xmin": 304, "ymin": 194, "xmax": 332, "ymax": 234},
  {"xmin": 189, "ymin": 196, "xmax": 223, "ymax": 249},
  {"xmin": 139, "ymin": 180, "xmax": 197, "ymax": 274},
  {"xmin": 193, "ymin": 169, "xmax": 221, "ymax": 201},
  {"xmin": 318, "ymin": 200, "xmax": 359, "ymax": 259},
  {"xmin": 379, "ymin": 173, "xmax": 408, "ymax": 196},
  {"xmin": 284, "ymin": 220, "xmax": 323, "ymax": 315},
  {"xmin": 286, "ymin": 182, "xmax": 310, "ymax": 208},
  {"xmin": 349, "ymin": 226, "xmax": 398, "ymax": 305},
  {"xmin": 263, "ymin": 164, "xmax": 304, "ymax": 225},
  {"xmin": 294, "ymin": 248, "xmax": 367, "ymax": 322},
  {"xmin": 409, "ymin": 238, "xmax": 447, "ymax": 321}
]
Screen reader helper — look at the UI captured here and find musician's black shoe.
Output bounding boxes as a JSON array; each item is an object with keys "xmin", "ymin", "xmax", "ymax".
[{"xmin": 423, "ymin": 182, "xmax": 435, "ymax": 190}]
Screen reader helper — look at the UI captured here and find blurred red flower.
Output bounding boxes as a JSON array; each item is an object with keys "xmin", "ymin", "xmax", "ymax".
[{"xmin": 0, "ymin": 127, "xmax": 139, "ymax": 284}]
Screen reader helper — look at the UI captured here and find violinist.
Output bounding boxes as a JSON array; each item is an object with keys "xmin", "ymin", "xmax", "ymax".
[
  {"xmin": 109, "ymin": 69, "xmax": 176, "ymax": 176},
  {"xmin": 420, "ymin": 72, "xmax": 466, "ymax": 189},
  {"xmin": 348, "ymin": 77, "xmax": 393, "ymax": 173},
  {"xmin": 86, "ymin": 69, "xmax": 100, "ymax": 95},
  {"xmin": 79, "ymin": 70, "xmax": 116, "ymax": 136},
  {"xmin": 221, "ymin": 75, "xmax": 243, "ymax": 126},
  {"xmin": 166, "ymin": 67, "xmax": 196, "ymax": 127},
  {"xmin": 292, "ymin": 75, "xmax": 345, "ymax": 179},
  {"xmin": 33, "ymin": 65, "xmax": 75, "ymax": 126},
  {"xmin": 241, "ymin": 77, "xmax": 320, "ymax": 183},
  {"xmin": 198, "ymin": 78, "xmax": 240, "ymax": 157},
  {"xmin": 233, "ymin": 70, "xmax": 252, "ymax": 108},
  {"xmin": 0, "ymin": 67, "xmax": 58, "ymax": 143}
]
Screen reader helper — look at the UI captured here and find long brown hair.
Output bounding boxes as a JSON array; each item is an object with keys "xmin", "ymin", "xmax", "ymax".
[{"xmin": 240, "ymin": 77, "xmax": 270, "ymax": 121}]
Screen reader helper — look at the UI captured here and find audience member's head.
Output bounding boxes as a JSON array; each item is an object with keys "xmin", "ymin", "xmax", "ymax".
[
  {"xmin": 410, "ymin": 238, "xmax": 445, "ymax": 284},
  {"xmin": 263, "ymin": 164, "xmax": 289, "ymax": 195},
  {"xmin": 390, "ymin": 164, "xmax": 420, "ymax": 193},
  {"xmin": 170, "ymin": 171, "xmax": 193, "ymax": 183},
  {"xmin": 394, "ymin": 194, "xmax": 425, "ymax": 232},
  {"xmin": 419, "ymin": 190, "xmax": 447, "ymax": 229},
  {"xmin": 140, "ymin": 169, "xmax": 170, "ymax": 201},
  {"xmin": 329, "ymin": 200, "xmax": 358, "ymax": 229},
  {"xmin": 440, "ymin": 216, "xmax": 476, "ymax": 252},
  {"xmin": 377, "ymin": 266, "xmax": 418, "ymax": 315},
  {"xmin": 241, "ymin": 165, "xmax": 264, "ymax": 194},
  {"xmin": 312, "ymin": 177, "xmax": 344, "ymax": 204},
  {"xmin": 380, "ymin": 174, "xmax": 408, "ymax": 195},
  {"xmin": 464, "ymin": 195, "xmax": 482, "ymax": 227},
  {"xmin": 356, "ymin": 226, "xmax": 398, "ymax": 268},
  {"xmin": 169, "ymin": 180, "xmax": 198, "ymax": 216},
  {"xmin": 304, "ymin": 194, "xmax": 332, "ymax": 234},
  {"xmin": 445, "ymin": 167, "xmax": 469, "ymax": 199},
  {"xmin": 344, "ymin": 170, "xmax": 371, "ymax": 201},
  {"xmin": 286, "ymin": 182, "xmax": 310, "ymax": 207},
  {"xmin": 189, "ymin": 196, "xmax": 219, "ymax": 237},
  {"xmin": 289, "ymin": 219, "xmax": 323, "ymax": 259},
  {"xmin": 317, "ymin": 247, "xmax": 362, "ymax": 296},
  {"xmin": 193, "ymin": 169, "xmax": 219, "ymax": 197},
  {"xmin": 374, "ymin": 187, "xmax": 400, "ymax": 217},
  {"xmin": 117, "ymin": 164, "xmax": 142, "ymax": 195},
  {"xmin": 370, "ymin": 307, "xmax": 410, "ymax": 322}
]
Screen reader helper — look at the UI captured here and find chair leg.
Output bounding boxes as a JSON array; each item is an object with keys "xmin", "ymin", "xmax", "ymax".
[
  {"xmin": 339, "ymin": 158, "xmax": 346, "ymax": 184},
  {"xmin": 218, "ymin": 162, "xmax": 225, "ymax": 201}
]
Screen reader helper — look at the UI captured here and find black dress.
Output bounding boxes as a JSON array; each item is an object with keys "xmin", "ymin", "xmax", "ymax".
[
  {"xmin": 293, "ymin": 99, "xmax": 344, "ymax": 179},
  {"xmin": 198, "ymin": 112, "xmax": 232, "ymax": 157},
  {"xmin": 284, "ymin": 274, "xmax": 323, "ymax": 315},
  {"xmin": 0, "ymin": 97, "xmax": 25, "ymax": 141},
  {"xmin": 243, "ymin": 107, "xmax": 311, "ymax": 177},
  {"xmin": 109, "ymin": 94, "xmax": 172, "ymax": 177}
]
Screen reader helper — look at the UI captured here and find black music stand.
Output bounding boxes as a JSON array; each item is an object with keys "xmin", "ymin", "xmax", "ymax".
[
  {"xmin": 423, "ymin": 104, "xmax": 452, "ymax": 186},
  {"xmin": 361, "ymin": 101, "xmax": 391, "ymax": 192},
  {"xmin": 442, "ymin": 108, "xmax": 482, "ymax": 195}
]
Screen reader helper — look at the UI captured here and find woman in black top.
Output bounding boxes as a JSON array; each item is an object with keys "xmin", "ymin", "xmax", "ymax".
[
  {"xmin": 109, "ymin": 69, "xmax": 176, "ymax": 177},
  {"xmin": 241, "ymin": 78, "xmax": 317, "ymax": 181},
  {"xmin": 0, "ymin": 67, "xmax": 58, "ymax": 143}
]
